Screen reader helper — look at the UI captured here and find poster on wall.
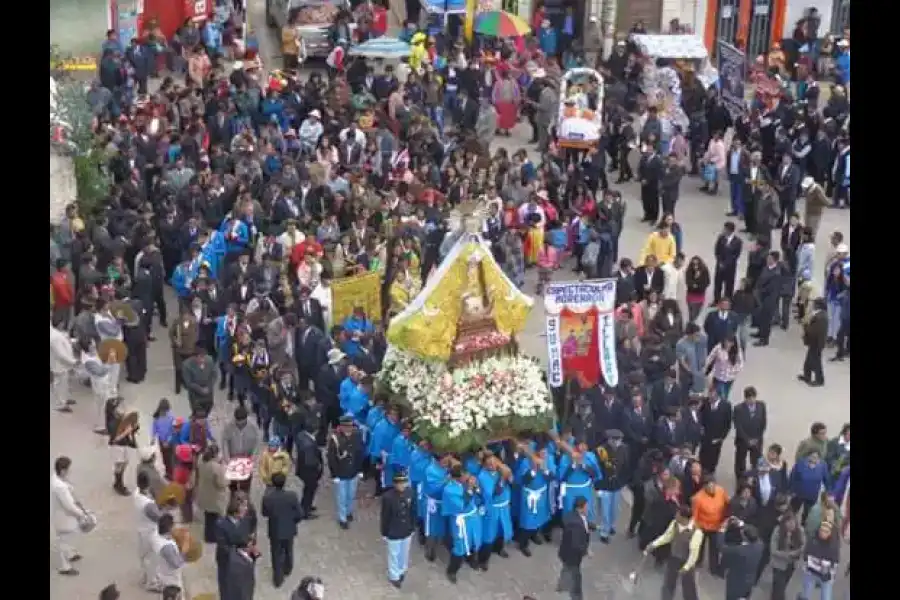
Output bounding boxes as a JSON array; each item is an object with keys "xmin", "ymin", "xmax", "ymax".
[
  {"xmin": 544, "ymin": 280, "xmax": 618, "ymax": 389},
  {"xmin": 717, "ymin": 40, "xmax": 747, "ymax": 120}
]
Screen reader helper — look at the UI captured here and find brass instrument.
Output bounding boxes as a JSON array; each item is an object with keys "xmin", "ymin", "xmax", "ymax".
[
  {"xmin": 110, "ymin": 300, "xmax": 141, "ymax": 328},
  {"xmin": 98, "ymin": 338, "xmax": 128, "ymax": 364},
  {"xmin": 156, "ymin": 482, "xmax": 187, "ymax": 506},
  {"xmin": 172, "ymin": 527, "xmax": 203, "ymax": 563}
]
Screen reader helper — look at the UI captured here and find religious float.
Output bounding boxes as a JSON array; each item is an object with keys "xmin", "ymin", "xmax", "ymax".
[
  {"xmin": 377, "ymin": 202, "xmax": 555, "ymax": 452},
  {"xmin": 557, "ymin": 67, "xmax": 605, "ymax": 150},
  {"xmin": 628, "ymin": 34, "xmax": 720, "ymax": 134}
]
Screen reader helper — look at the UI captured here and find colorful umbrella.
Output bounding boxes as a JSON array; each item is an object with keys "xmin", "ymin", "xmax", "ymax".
[{"xmin": 474, "ymin": 10, "xmax": 531, "ymax": 38}]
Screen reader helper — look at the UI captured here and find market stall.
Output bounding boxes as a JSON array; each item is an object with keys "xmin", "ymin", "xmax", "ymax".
[{"xmin": 418, "ymin": 0, "xmax": 467, "ymax": 35}]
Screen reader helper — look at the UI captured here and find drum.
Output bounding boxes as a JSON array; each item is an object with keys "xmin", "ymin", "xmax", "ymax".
[{"xmin": 225, "ymin": 458, "xmax": 254, "ymax": 482}]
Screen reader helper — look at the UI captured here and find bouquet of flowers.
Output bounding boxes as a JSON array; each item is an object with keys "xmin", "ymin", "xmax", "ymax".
[{"xmin": 377, "ymin": 347, "xmax": 555, "ymax": 452}]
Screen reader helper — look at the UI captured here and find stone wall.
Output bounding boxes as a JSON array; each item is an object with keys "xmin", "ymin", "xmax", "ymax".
[{"xmin": 50, "ymin": 147, "xmax": 76, "ymax": 224}]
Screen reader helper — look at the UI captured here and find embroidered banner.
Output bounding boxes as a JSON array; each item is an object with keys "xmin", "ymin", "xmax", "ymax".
[
  {"xmin": 331, "ymin": 272, "xmax": 383, "ymax": 326},
  {"xmin": 544, "ymin": 279, "xmax": 618, "ymax": 388}
]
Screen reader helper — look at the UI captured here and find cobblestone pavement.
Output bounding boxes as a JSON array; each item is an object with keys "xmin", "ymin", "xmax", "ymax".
[{"xmin": 50, "ymin": 3, "xmax": 850, "ymax": 598}]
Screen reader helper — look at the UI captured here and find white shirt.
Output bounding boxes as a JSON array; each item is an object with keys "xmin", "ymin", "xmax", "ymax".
[
  {"xmin": 660, "ymin": 262, "xmax": 682, "ymax": 301},
  {"xmin": 310, "ymin": 283, "xmax": 333, "ymax": 330}
]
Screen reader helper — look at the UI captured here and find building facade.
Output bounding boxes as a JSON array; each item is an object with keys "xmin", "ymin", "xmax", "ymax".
[{"xmin": 702, "ymin": 0, "xmax": 850, "ymax": 59}]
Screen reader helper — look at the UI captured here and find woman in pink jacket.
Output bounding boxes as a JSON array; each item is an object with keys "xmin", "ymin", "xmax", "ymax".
[{"xmin": 701, "ymin": 132, "xmax": 727, "ymax": 195}]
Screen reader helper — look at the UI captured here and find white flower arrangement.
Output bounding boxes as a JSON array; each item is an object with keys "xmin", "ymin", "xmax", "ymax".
[{"xmin": 378, "ymin": 346, "xmax": 555, "ymax": 444}]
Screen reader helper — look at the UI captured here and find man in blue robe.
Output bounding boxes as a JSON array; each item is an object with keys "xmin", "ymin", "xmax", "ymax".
[
  {"xmin": 408, "ymin": 442, "xmax": 434, "ymax": 544},
  {"xmin": 340, "ymin": 307, "xmax": 375, "ymax": 358},
  {"xmin": 441, "ymin": 464, "xmax": 483, "ymax": 583},
  {"xmin": 557, "ymin": 440, "xmax": 602, "ymax": 525},
  {"xmin": 422, "ymin": 457, "xmax": 449, "ymax": 562},
  {"xmin": 515, "ymin": 445, "xmax": 555, "ymax": 557},
  {"xmin": 220, "ymin": 215, "xmax": 251, "ymax": 259},
  {"xmin": 369, "ymin": 405, "xmax": 401, "ymax": 496},
  {"xmin": 476, "ymin": 454, "xmax": 514, "ymax": 570},
  {"xmin": 387, "ymin": 421, "xmax": 414, "ymax": 495},
  {"xmin": 199, "ymin": 228, "xmax": 226, "ymax": 281}
]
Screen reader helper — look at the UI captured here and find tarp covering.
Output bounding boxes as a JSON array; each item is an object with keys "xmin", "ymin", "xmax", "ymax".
[
  {"xmin": 630, "ymin": 34, "xmax": 710, "ymax": 60},
  {"xmin": 420, "ymin": 0, "xmax": 467, "ymax": 14}
]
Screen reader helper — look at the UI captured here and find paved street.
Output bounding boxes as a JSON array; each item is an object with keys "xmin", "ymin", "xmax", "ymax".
[{"xmin": 50, "ymin": 5, "xmax": 850, "ymax": 599}]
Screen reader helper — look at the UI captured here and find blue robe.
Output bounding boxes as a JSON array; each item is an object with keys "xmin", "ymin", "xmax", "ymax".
[
  {"xmin": 409, "ymin": 448, "xmax": 432, "ymax": 522},
  {"xmin": 369, "ymin": 417, "xmax": 399, "ymax": 486},
  {"xmin": 339, "ymin": 379, "xmax": 369, "ymax": 423},
  {"xmin": 170, "ymin": 262, "xmax": 194, "ymax": 298},
  {"xmin": 214, "ymin": 316, "xmax": 237, "ymax": 363},
  {"xmin": 201, "ymin": 232, "xmax": 226, "ymax": 280},
  {"xmin": 515, "ymin": 458, "xmax": 554, "ymax": 531},
  {"xmin": 557, "ymin": 452, "xmax": 602, "ymax": 521},
  {"xmin": 362, "ymin": 403, "xmax": 383, "ymax": 448},
  {"xmin": 442, "ymin": 479, "xmax": 483, "ymax": 556},
  {"xmin": 423, "ymin": 461, "xmax": 449, "ymax": 538},
  {"xmin": 463, "ymin": 455, "xmax": 482, "ymax": 477},
  {"xmin": 387, "ymin": 434, "xmax": 413, "ymax": 487},
  {"xmin": 341, "ymin": 316, "xmax": 374, "ymax": 357},
  {"xmin": 219, "ymin": 218, "xmax": 250, "ymax": 255},
  {"xmin": 477, "ymin": 469, "xmax": 514, "ymax": 544}
]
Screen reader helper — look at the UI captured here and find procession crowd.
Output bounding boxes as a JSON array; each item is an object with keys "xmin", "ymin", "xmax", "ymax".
[{"xmin": 49, "ymin": 4, "xmax": 850, "ymax": 600}]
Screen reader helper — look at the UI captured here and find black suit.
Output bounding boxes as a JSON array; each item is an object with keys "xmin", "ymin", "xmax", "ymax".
[
  {"xmin": 295, "ymin": 325, "xmax": 326, "ymax": 390},
  {"xmin": 214, "ymin": 516, "xmax": 252, "ymax": 597},
  {"xmin": 638, "ymin": 152, "xmax": 664, "ymax": 221},
  {"xmin": 779, "ymin": 224, "xmax": 802, "ymax": 274},
  {"xmin": 261, "ymin": 486, "xmax": 304, "ymax": 587},
  {"xmin": 633, "ymin": 266, "xmax": 664, "ymax": 301},
  {"xmin": 653, "ymin": 418, "xmax": 684, "ymax": 457},
  {"xmin": 699, "ymin": 400, "xmax": 733, "ymax": 475},
  {"xmin": 557, "ymin": 511, "xmax": 591, "ymax": 598},
  {"xmin": 713, "ymin": 234, "xmax": 743, "ymax": 303},
  {"xmin": 222, "ymin": 548, "xmax": 256, "ymax": 600},
  {"xmin": 455, "ymin": 98, "xmax": 478, "ymax": 132},
  {"xmin": 678, "ymin": 407, "xmax": 703, "ymax": 452},
  {"xmin": 774, "ymin": 163, "xmax": 801, "ymax": 226},
  {"xmin": 732, "ymin": 401, "xmax": 767, "ymax": 480},
  {"xmin": 296, "ymin": 297, "xmax": 325, "ymax": 332},
  {"xmin": 316, "ymin": 363, "xmax": 346, "ymax": 427}
]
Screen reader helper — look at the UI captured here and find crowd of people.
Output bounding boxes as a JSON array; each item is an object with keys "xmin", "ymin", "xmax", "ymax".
[{"xmin": 49, "ymin": 4, "xmax": 850, "ymax": 600}]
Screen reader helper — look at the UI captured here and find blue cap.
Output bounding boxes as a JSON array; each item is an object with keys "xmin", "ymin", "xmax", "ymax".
[{"xmin": 268, "ymin": 436, "xmax": 282, "ymax": 448}]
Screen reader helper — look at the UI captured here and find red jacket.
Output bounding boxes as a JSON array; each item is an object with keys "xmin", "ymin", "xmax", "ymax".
[{"xmin": 50, "ymin": 272, "xmax": 75, "ymax": 307}]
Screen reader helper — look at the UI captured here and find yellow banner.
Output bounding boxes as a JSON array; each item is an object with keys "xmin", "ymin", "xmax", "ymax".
[
  {"xmin": 465, "ymin": 0, "xmax": 477, "ymax": 42},
  {"xmin": 331, "ymin": 272, "xmax": 382, "ymax": 326}
]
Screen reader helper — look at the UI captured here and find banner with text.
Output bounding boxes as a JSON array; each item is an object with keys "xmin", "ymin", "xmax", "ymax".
[
  {"xmin": 331, "ymin": 272, "xmax": 383, "ymax": 326},
  {"xmin": 717, "ymin": 40, "xmax": 747, "ymax": 120},
  {"xmin": 544, "ymin": 280, "xmax": 618, "ymax": 389}
]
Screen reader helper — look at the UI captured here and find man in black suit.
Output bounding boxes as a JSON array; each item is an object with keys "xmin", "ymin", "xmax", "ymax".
[
  {"xmin": 454, "ymin": 88, "xmax": 478, "ymax": 132},
  {"xmin": 223, "ymin": 539, "xmax": 257, "ymax": 600},
  {"xmin": 774, "ymin": 154, "xmax": 801, "ymax": 228},
  {"xmin": 654, "ymin": 406, "xmax": 685, "ymax": 459},
  {"xmin": 316, "ymin": 349, "xmax": 347, "ymax": 429},
  {"xmin": 214, "ymin": 499, "xmax": 252, "ymax": 599},
  {"xmin": 225, "ymin": 251, "xmax": 255, "ymax": 289},
  {"xmin": 751, "ymin": 251, "xmax": 781, "ymax": 347},
  {"xmin": 295, "ymin": 317, "xmax": 326, "ymax": 392},
  {"xmin": 638, "ymin": 145, "xmax": 664, "ymax": 222},
  {"xmin": 614, "ymin": 259, "xmax": 637, "ymax": 306},
  {"xmin": 799, "ymin": 297, "xmax": 828, "ymax": 387},
  {"xmin": 296, "ymin": 287, "xmax": 325, "ymax": 332},
  {"xmin": 703, "ymin": 298, "xmax": 740, "ymax": 352},
  {"xmin": 679, "ymin": 395, "xmax": 704, "ymax": 453},
  {"xmin": 649, "ymin": 368, "xmax": 682, "ymax": 421},
  {"xmin": 556, "ymin": 496, "xmax": 592, "ymax": 600},
  {"xmin": 779, "ymin": 214, "xmax": 802, "ymax": 274},
  {"xmin": 699, "ymin": 390, "xmax": 733, "ymax": 475},
  {"xmin": 732, "ymin": 386, "xmax": 767, "ymax": 481},
  {"xmin": 713, "ymin": 221, "xmax": 743, "ymax": 304},
  {"xmin": 633, "ymin": 255, "xmax": 665, "ymax": 301},
  {"xmin": 623, "ymin": 392, "xmax": 654, "ymax": 475},
  {"xmin": 261, "ymin": 472, "xmax": 304, "ymax": 588},
  {"xmin": 594, "ymin": 388, "xmax": 624, "ymax": 441}
]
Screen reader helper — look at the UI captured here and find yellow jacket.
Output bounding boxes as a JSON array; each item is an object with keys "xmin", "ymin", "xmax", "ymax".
[
  {"xmin": 258, "ymin": 450, "xmax": 292, "ymax": 485},
  {"xmin": 389, "ymin": 282, "xmax": 410, "ymax": 315},
  {"xmin": 639, "ymin": 231, "xmax": 677, "ymax": 266}
]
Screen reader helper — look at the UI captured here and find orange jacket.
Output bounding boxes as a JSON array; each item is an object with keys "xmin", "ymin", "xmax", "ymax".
[{"xmin": 692, "ymin": 486, "xmax": 728, "ymax": 532}]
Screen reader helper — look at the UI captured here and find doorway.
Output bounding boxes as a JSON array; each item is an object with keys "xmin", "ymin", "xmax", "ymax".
[
  {"xmin": 714, "ymin": 0, "xmax": 741, "ymax": 49},
  {"xmin": 746, "ymin": 0, "xmax": 774, "ymax": 59}
]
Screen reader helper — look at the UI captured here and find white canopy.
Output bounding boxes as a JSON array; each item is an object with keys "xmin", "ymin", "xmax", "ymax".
[{"xmin": 630, "ymin": 34, "xmax": 710, "ymax": 60}]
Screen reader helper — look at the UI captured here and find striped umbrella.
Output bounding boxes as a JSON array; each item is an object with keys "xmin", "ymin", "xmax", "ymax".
[
  {"xmin": 348, "ymin": 37, "xmax": 412, "ymax": 60},
  {"xmin": 474, "ymin": 10, "xmax": 532, "ymax": 38}
]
